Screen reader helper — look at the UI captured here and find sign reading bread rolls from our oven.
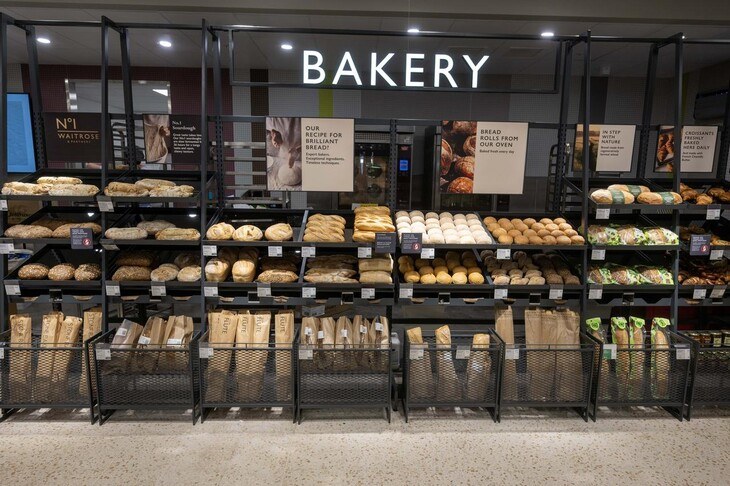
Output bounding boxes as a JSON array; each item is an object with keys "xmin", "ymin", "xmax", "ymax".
[
  {"xmin": 266, "ymin": 117, "xmax": 354, "ymax": 192},
  {"xmin": 573, "ymin": 124, "xmax": 636, "ymax": 172},
  {"xmin": 440, "ymin": 120, "xmax": 528, "ymax": 194}
]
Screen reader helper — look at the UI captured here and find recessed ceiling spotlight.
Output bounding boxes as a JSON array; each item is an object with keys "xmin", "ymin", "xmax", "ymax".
[
  {"xmin": 280, "ymin": 43, "xmax": 293, "ymax": 50},
  {"xmin": 541, "ymin": 31, "xmax": 555, "ymax": 38},
  {"xmin": 37, "ymin": 37, "xmax": 51, "ymax": 44},
  {"xmin": 158, "ymin": 39, "xmax": 172, "ymax": 48},
  {"xmin": 407, "ymin": 27, "xmax": 420, "ymax": 34}
]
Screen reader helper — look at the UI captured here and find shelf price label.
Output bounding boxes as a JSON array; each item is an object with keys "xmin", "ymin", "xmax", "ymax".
[
  {"xmin": 299, "ymin": 348, "xmax": 314, "ymax": 360},
  {"xmin": 706, "ymin": 205, "xmax": 721, "ymax": 220},
  {"xmin": 505, "ymin": 348, "xmax": 520, "ymax": 360},
  {"xmin": 549, "ymin": 286, "xmax": 564, "ymax": 300},
  {"xmin": 496, "ymin": 248, "xmax": 511, "ymax": 260},
  {"xmin": 361, "ymin": 287, "xmax": 375, "ymax": 300},
  {"xmin": 203, "ymin": 245, "xmax": 217, "ymax": 257},
  {"xmin": 0, "ymin": 242, "xmax": 14, "ymax": 254},
  {"xmin": 357, "ymin": 246, "xmax": 372, "ymax": 259},
  {"xmin": 588, "ymin": 285, "xmax": 603, "ymax": 300},
  {"xmin": 4, "ymin": 283, "xmax": 21, "ymax": 296},
  {"xmin": 199, "ymin": 346, "xmax": 214, "ymax": 359},
  {"xmin": 204, "ymin": 284, "xmax": 219, "ymax": 298},
  {"xmin": 455, "ymin": 346, "xmax": 471, "ymax": 360},
  {"xmin": 257, "ymin": 283, "xmax": 271, "ymax": 297},
  {"xmin": 302, "ymin": 286, "xmax": 316, "ymax": 299},
  {"xmin": 495, "ymin": 288, "xmax": 508, "ymax": 300},
  {"xmin": 692, "ymin": 288, "xmax": 707, "ymax": 300},
  {"xmin": 0, "ymin": 199, "xmax": 7, "ymax": 211},
  {"xmin": 409, "ymin": 347, "xmax": 424, "ymax": 360},
  {"xmin": 399, "ymin": 284, "xmax": 413, "ymax": 299},
  {"xmin": 151, "ymin": 283, "xmax": 166, "ymax": 297},
  {"xmin": 268, "ymin": 246, "xmax": 283, "ymax": 257},
  {"xmin": 603, "ymin": 343, "xmax": 617, "ymax": 360},
  {"xmin": 591, "ymin": 248, "xmax": 606, "ymax": 261},
  {"xmin": 710, "ymin": 249, "xmax": 725, "ymax": 261},
  {"xmin": 420, "ymin": 247, "xmax": 435, "ymax": 259},
  {"xmin": 105, "ymin": 283, "xmax": 120, "ymax": 296},
  {"xmin": 596, "ymin": 208, "xmax": 610, "ymax": 220},
  {"xmin": 301, "ymin": 246, "xmax": 316, "ymax": 258},
  {"xmin": 710, "ymin": 285, "xmax": 726, "ymax": 299},
  {"xmin": 97, "ymin": 196, "xmax": 114, "ymax": 213},
  {"xmin": 675, "ymin": 345, "xmax": 690, "ymax": 361},
  {"xmin": 95, "ymin": 347, "xmax": 111, "ymax": 361}
]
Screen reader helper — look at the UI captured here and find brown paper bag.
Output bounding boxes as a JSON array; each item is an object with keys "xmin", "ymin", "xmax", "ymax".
[
  {"xmin": 206, "ymin": 311, "xmax": 237, "ymax": 401},
  {"xmin": 238, "ymin": 311, "xmax": 270, "ymax": 401},
  {"xmin": 368, "ymin": 316, "xmax": 390, "ymax": 372},
  {"xmin": 316, "ymin": 317, "xmax": 336, "ymax": 370},
  {"xmin": 334, "ymin": 316, "xmax": 353, "ymax": 370},
  {"xmin": 51, "ymin": 316, "xmax": 83, "ymax": 399},
  {"xmin": 234, "ymin": 311, "xmax": 254, "ymax": 400},
  {"xmin": 109, "ymin": 319, "xmax": 143, "ymax": 374},
  {"xmin": 554, "ymin": 309, "xmax": 582, "ymax": 401},
  {"xmin": 352, "ymin": 315, "xmax": 369, "ymax": 368},
  {"xmin": 466, "ymin": 333, "xmax": 491, "ymax": 402},
  {"xmin": 406, "ymin": 327, "xmax": 434, "ymax": 400},
  {"xmin": 435, "ymin": 325, "xmax": 461, "ymax": 401},
  {"xmin": 524, "ymin": 308, "xmax": 547, "ymax": 400},
  {"xmin": 35, "ymin": 312, "xmax": 64, "ymax": 400},
  {"xmin": 79, "ymin": 310, "xmax": 102, "ymax": 395},
  {"xmin": 274, "ymin": 311, "xmax": 294, "ymax": 401},
  {"xmin": 495, "ymin": 306, "xmax": 516, "ymax": 400},
  {"xmin": 134, "ymin": 316, "xmax": 167, "ymax": 373},
  {"xmin": 9, "ymin": 314, "xmax": 32, "ymax": 400}
]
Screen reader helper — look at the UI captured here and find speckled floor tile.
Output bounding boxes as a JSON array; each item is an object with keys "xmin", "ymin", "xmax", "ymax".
[{"xmin": 0, "ymin": 407, "xmax": 727, "ymax": 486}]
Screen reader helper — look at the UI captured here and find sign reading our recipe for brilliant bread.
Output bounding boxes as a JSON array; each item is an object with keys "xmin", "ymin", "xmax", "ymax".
[
  {"xmin": 440, "ymin": 121, "xmax": 528, "ymax": 194},
  {"xmin": 265, "ymin": 117, "xmax": 354, "ymax": 192}
]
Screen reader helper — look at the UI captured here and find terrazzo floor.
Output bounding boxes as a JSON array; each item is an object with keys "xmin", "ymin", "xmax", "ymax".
[{"xmin": 1, "ymin": 407, "xmax": 728, "ymax": 485}]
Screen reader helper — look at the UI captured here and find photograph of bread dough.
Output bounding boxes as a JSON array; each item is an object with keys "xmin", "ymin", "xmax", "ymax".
[
  {"xmin": 266, "ymin": 117, "xmax": 302, "ymax": 191},
  {"xmin": 440, "ymin": 121, "xmax": 476, "ymax": 194},
  {"xmin": 143, "ymin": 114, "xmax": 172, "ymax": 165}
]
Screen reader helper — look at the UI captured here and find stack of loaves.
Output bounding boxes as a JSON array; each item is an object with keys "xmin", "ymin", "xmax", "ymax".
[
  {"xmin": 353, "ymin": 206, "xmax": 396, "ymax": 242},
  {"xmin": 112, "ymin": 250, "xmax": 201, "ymax": 282},
  {"xmin": 304, "ymin": 214, "xmax": 346, "ymax": 242},
  {"xmin": 398, "ymin": 251, "xmax": 485, "ymax": 285},
  {"xmin": 2, "ymin": 176, "xmax": 99, "ymax": 196},
  {"xmin": 358, "ymin": 254, "xmax": 394, "ymax": 283},
  {"xmin": 104, "ymin": 179, "xmax": 194, "ymax": 198},
  {"xmin": 304, "ymin": 254, "xmax": 359, "ymax": 283},
  {"xmin": 395, "ymin": 211, "xmax": 492, "ymax": 244},
  {"xmin": 105, "ymin": 220, "xmax": 200, "ymax": 241}
]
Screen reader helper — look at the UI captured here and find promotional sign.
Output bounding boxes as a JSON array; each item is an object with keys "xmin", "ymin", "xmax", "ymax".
[
  {"xmin": 573, "ymin": 125, "xmax": 636, "ymax": 172},
  {"xmin": 44, "ymin": 113, "xmax": 101, "ymax": 163},
  {"xmin": 265, "ymin": 117, "xmax": 354, "ymax": 192},
  {"xmin": 70, "ymin": 227, "xmax": 94, "ymax": 250},
  {"xmin": 143, "ymin": 114, "xmax": 203, "ymax": 166},
  {"xmin": 655, "ymin": 125, "xmax": 718, "ymax": 173},
  {"xmin": 689, "ymin": 234, "xmax": 712, "ymax": 256},
  {"xmin": 440, "ymin": 120, "xmax": 528, "ymax": 194}
]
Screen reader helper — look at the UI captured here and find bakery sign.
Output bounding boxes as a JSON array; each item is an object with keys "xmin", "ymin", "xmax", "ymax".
[
  {"xmin": 44, "ymin": 112, "xmax": 101, "ymax": 163},
  {"xmin": 302, "ymin": 51, "xmax": 489, "ymax": 89}
]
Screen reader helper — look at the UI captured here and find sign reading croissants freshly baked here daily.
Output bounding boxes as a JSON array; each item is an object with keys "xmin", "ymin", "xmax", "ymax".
[
  {"xmin": 266, "ymin": 117, "xmax": 354, "ymax": 192},
  {"xmin": 441, "ymin": 121, "xmax": 528, "ymax": 194}
]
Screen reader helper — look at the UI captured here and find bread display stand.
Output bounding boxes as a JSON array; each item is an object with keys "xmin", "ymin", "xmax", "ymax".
[
  {"xmin": 680, "ymin": 331, "xmax": 730, "ymax": 420},
  {"xmin": 402, "ymin": 329, "xmax": 503, "ymax": 422},
  {"xmin": 91, "ymin": 327, "xmax": 202, "ymax": 425},
  {"xmin": 0, "ymin": 329, "xmax": 103, "ymax": 423},
  {"xmin": 102, "ymin": 169, "xmax": 211, "ymax": 205},
  {"xmin": 0, "ymin": 168, "xmax": 103, "ymax": 204},
  {"xmin": 590, "ymin": 330, "xmax": 692, "ymax": 421}
]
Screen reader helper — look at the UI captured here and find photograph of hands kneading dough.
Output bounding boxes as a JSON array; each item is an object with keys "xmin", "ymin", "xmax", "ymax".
[
  {"xmin": 266, "ymin": 117, "xmax": 302, "ymax": 191},
  {"xmin": 440, "ymin": 121, "xmax": 477, "ymax": 193}
]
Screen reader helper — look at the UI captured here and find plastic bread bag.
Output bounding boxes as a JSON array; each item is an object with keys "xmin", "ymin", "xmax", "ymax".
[
  {"xmin": 587, "ymin": 225, "xmax": 619, "ymax": 245},
  {"xmin": 635, "ymin": 266, "xmax": 674, "ymax": 285},
  {"xmin": 607, "ymin": 264, "xmax": 643, "ymax": 285},
  {"xmin": 434, "ymin": 325, "xmax": 461, "ymax": 401},
  {"xmin": 650, "ymin": 318, "xmax": 671, "ymax": 399},
  {"xmin": 616, "ymin": 225, "xmax": 647, "ymax": 245},
  {"xmin": 628, "ymin": 316, "xmax": 646, "ymax": 399},
  {"xmin": 585, "ymin": 317, "xmax": 605, "ymax": 342},
  {"xmin": 406, "ymin": 327, "xmax": 435, "ymax": 400},
  {"xmin": 643, "ymin": 227, "xmax": 678, "ymax": 245},
  {"xmin": 611, "ymin": 317, "xmax": 630, "ymax": 400}
]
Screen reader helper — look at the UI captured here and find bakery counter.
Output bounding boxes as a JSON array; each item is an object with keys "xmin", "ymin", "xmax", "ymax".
[
  {"xmin": 101, "ymin": 207, "xmax": 203, "ymax": 248},
  {"xmin": 100, "ymin": 169, "xmax": 212, "ymax": 205}
]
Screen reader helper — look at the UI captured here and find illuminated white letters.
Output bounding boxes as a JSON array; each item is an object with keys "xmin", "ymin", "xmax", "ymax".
[
  {"xmin": 462, "ymin": 54, "xmax": 490, "ymax": 88},
  {"xmin": 371, "ymin": 52, "xmax": 396, "ymax": 87},
  {"xmin": 405, "ymin": 53, "xmax": 425, "ymax": 87},
  {"xmin": 302, "ymin": 50, "xmax": 326, "ymax": 84},
  {"xmin": 332, "ymin": 51, "xmax": 363, "ymax": 86},
  {"xmin": 434, "ymin": 54, "xmax": 457, "ymax": 88}
]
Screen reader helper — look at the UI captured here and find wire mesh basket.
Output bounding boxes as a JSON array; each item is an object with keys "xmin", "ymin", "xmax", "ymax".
[
  {"xmin": 92, "ymin": 329, "xmax": 201, "ymax": 424},
  {"xmin": 296, "ymin": 341, "xmax": 392, "ymax": 423},
  {"xmin": 498, "ymin": 332, "xmax": 600, "ymax": 420},
  {"xmin": 198, "ymin": 330, "xmax": 297, "ymax": 420},
  {"xmin": 0, "ymin": 330, "xmax": 99, "ymax": 422},
  {"xmin": 593, "ymin": 329, "xmax": 691, "ymax": 420},
  {"xmin": 403, "ymin": 329, "xmax": 503, "ymax": 422},
  {"xmin": 681, "ymin": 331, "xmax": 730, "ymax": 420}
]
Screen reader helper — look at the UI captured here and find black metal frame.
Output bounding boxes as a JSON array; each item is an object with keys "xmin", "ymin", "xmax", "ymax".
[{"xmin": 680, "ymin": 331, "xmax": 730, "ymax": 420}]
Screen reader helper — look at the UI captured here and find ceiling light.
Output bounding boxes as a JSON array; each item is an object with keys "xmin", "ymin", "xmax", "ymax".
[
  {"xmin": 280, "ymin": 43, "xmax": 293, "ymax": 50},
  {"xmin": 37, "ymin": 37, "xmax": 51, "ymax": 44},
  {"xmin": 158, "ymin": 40, "xmax": 172, "ymax": 48},
  {"xmin": 153, "ymin": 88, "xmax": 168, "ymax": 97},
  {"xmin": 407, "ymin": 28, "xmax": 420, "ymax": 34},
  {"xmin": 541, "ymin": 31, "xmax": 555, "ymax": 38}
]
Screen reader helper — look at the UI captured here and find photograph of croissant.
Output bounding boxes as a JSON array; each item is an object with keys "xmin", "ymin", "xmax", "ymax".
[
  {"xmin": 143, "ymin": 114, "xmax": 172, "ymax": 165},
  {"xmin": 440, "ymin": 120, "xmax": 476, "ymax": 194},
  {"xmin": 266, "ymin": 117, "xmax": 303, "ymax": 191}
]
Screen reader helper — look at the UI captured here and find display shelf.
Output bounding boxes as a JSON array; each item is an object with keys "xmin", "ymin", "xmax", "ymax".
[
  {"xmin": 0, "ymin": 168, "xmax": 112, "ymax": 203},
  {"xmin": 589, "ymin": 244, "xmax": 679, "ymax": 252},
  {"xmin": 198, "ymin": 330, "xmax": 298, "ymax": 422},
  {"xmin": 3, "ymin": 207, "xmax": 103, "ymax": 247},
  {"xmin": 0, "ymin": 330, "xmax": 101, "ymax": 423},
  {"xmin": 680, "ymin": 330, "xmax": 730, "ymax": 420},
  {"xmin": 104, "ymin": 279, "xmax": 202, "ymax": 298},
  {"xmin": 402, "ymin": 329, "xmax": 503, "ymax": 422},
  {"xmin": 102, "ymin": 170, "xmax": 213, "ymax": 205},
  {"xmin": 590, "ymin": 330, "xmax": 692, "ymax": 421},
  {"xmin": 4, "ymin": 247, "xmax": 102, "ymax": 295}
]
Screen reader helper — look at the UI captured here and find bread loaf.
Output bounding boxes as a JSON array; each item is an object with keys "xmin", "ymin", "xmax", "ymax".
[
  {"xmin": 151, "ymin": 265, "xmax": 179, "ymax": 282},
  {"xmin": 117, "ymin": 250, "xmax": 156, "ymax": 267},
  {"xmin": 174, "ymin": 252, "xmax": 200, "ymax": 269},
  {"xmin": 47, "ymin": 183, "xmax": 100, "ymax": 196},
  {"xmin": 48, "ymin": 263, "xmax": 76, "ymax": 281},
  {"xmin": 205, "ymin": 259, "xmax": 230, "ymax": 282},
  {"xmin": 303, "ymin": 230, "xmax": 345, "ymax": 242},
  {"xmin": 52, "ymin": 222, "xmax": 102, "ymax": 238},
  {"xmin": 590, "ymin": 189, "xmax": 635, "ymax": 204},
  {"xmin": 137, "ymin": 220, "xmax": 175, "ymax": 236},
  {"xmin": 18, "ymin": 263, "xmax": 49, "ymax": 280},
  {"xmin": 74, "ymin": 263, "xmax": 101, "ymax": 281},
  {"xmin": 134, "ymin": 178, "xmax": 175, "ymax": 190},
  {"xmin": 104, "ymin": 182, "xmax": 148, "ymax": 197},
  {"xmin": 155, "ymin": 228, "xmax": 201, "ymax": 240},
  {"xmin": 352, "ymin": 230, "xmax": 376, "ymax": 242},
  {"xmin": 5, "ymin": 224, "xmax": 53, "ymax": 238},
  {"xmin": 636, "ymin": 191, "xmax": 682, "ymax": 205},
  {"xmin": 206, "ymin": 222, "xmax": 235, "ymax": 240},
  {"xmin": 359, "ymin": 271, "xmax": 392, "ymax": 284},
  {"xmin": 1, "ymin": 182, "xmax": 45, "ymax": 195},
  {"xmin": 257, "ymin": 269, "xmax": 298, "ymax": 283},
  {"xmin": 232, "ymin": 224, "xmax": 264, "ymax": 241},
  {"xmin": 112, "ymin": 265, "xmax": 151, "ymax": 281},
  {"xmin": 358, "ymin": 255, "xmax": 393, "ymax": 273},
  {"xmin": 105, "ymin": 227, "xmax": 148, "ymax": 240},
  {"xmin": 150, "ymin": 185, "xmax": 194, "ymax": 197},
  {"xmin": 37, "ymin": 176, "xmax": 83, "ymax": 185},
  {"xmin": 177, "ymin": 265, "xmax": 201, "ymax": 282},
  {"xmin": 232, "ymin": 260, "xmax": 256, "ymax": 283},
  {"xmin": 264, "ymin": 223, "xmax": 293, "ymax": 241}
]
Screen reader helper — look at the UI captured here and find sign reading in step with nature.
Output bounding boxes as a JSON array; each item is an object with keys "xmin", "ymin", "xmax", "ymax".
[
  {"xmin": 265, "ymin": 117, "xmax": 354, "ymax": 192},
  {"xmin": 574, "ymin": 124, "xmax": 636, "ymax": 172}
]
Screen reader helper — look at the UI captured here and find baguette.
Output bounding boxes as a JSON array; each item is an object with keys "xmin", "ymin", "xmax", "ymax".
[
  {"xmin": 352, "ymin": 230, "xmax": 376, "ymax": 242},
  {"xmin": 37, "ymin": 176, "xmax": 83, "ymax": 185}
]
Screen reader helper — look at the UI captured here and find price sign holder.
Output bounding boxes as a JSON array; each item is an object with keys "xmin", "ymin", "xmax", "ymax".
[
  {"xmin": 596, "ymin": 208, "xmax": 610, "ymax": 220},
  {"xmin": 361, "ymin": 287, "xmax": 375, "ymax": 300},
  {"xmin": 357, "ymin": 246, "xmax": 372, "ymax": 258},
  {"xmin": 710, "ymin": 285, "xmax": 726, "ymax": 299},
  {"xmin": 374, "ymin": 233, "xmax": 396, "ymax": 253},
  {"xmin": 420, "ymin": 247, "xmax": 435, "ymax": 259},
  {"xmin": 603, "ymin": 343, "xmax": 617, "ymax": 360},
  {"xmin": 203, "ymin": 245, "xmax": 217, "ymax": 257},
  {"xmin": 496, "ymin": 248, "xmax": 511, "ymax": 260},
  {"xmin": 505, "ymin": 348, "xmax": 520, "ymax": 360},
  {"xmin": 706, "ymin": 205, "xmax": 721, "ymax": 220},
  {"xmin": 106, "ymin": 283, "xmax": 120, "ymax": 297},
  {"xmin": 268, "ymin": 246, "xmax": 283, "ymax": 257},
  {"xmin": 204, "ymin": 284, "xmax": 219, "ymax": 298},
  {"xmin": 257, "ymin": 283, "xmax": 272, "ymax": 297},
  {"xmin": 399, "ymin": 284, "xmax": 413, "ymax": 299},
  {"xmin": 710, "ymin": 249, "xmax": 724, "ymax": 260},
  {"xmin": 302, "ymin": 286, "xmax": 316, "ymax": 299},
  {"xmin": 495, "ymin": 287, "xmax": 508, "ymax": 300},
  {"xmin": 455, "ymin": 346, "xmax": 470, "ymax": 360},
  {"xmin": 97, "ymin": 196, "xmax": 114, "ymax": 212},
  {"xmin": 401, "ymin": 233, "xmax": 423, "ymax": 254},
  {"xmin": 588, "ymin": 285, "xmax": 603, "ymax": 300},
  {"xmin": 549, "ymin": 286, "xmax": 564, "ymax": 300},
  {"xmin": 693, "ymin": 288, "xmax": 707, "ymax": 300},
  {"xmin": 302, "ymin": 246, "xmax": 316, "ymax": 258},
  {"xmin": 591, "ymin": 248, "xmax": 606, "ymax": 261},
  {"xmin": 150, "ymin": 283, "xmax": 166, "ymax": 297}
]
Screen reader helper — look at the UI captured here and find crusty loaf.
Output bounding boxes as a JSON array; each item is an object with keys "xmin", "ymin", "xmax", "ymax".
[
  {"xmin": 359, "ymin": 270, "xmax": 393, "ymax": 284},
  {"xmin": 150, "ymin": 185, "xmax": 194, "ymax": 197},
  {"xmin": 358, "ymin": 255, "xmax": 393, "ymax": 273},
  {"xmin": 177, "ymin": 265, "xmax": 201, "ymax": 282},
  {"xmin": 52, "ymin": 222, "xmax": 102, "ymax": 238},
  {"xmin": 264, "ymin": 223, "xmax": 293, "ymax": 241},
  {"xmin": 353, "ymin": 220, "xmax": 395, "ymax": 232},
  {"xmin": 257, "ymin": 269, "xmax": 298, "ymax": 283},
  {"xmin": 206, "ymin": 222, "xmax": 235, "ymax": 240},
  {"xmin": 232, "ymin": 259, "xmax": 256, "ymax": 283},
  {"xmin": 37, "ymin": 176, "xmax": 83, "ymax": 185},
  {"xmin": 134, "ymin": 178, "xmax": 176, "ymax": 190},
  {"xmin": 155, "ymin": 228, "xmax": 201, "ymax": 240},
  {"xmin": 303, "ymin": 230, "xmax": 345, "ymax": 242},
  {"xmin": 308, "ymin": 213, "xmax": 346, "ymax": 225},
  {"xmin": 18, "ymin": 263, "xmax": 49, "ymax": 279},
  {"xmin": 1, "ymin": 182, "xmax": 45, "ymax": 195},
  {"xmin": 47, "ymin": 184, "xmax": 99, "ymax": 196},
  {"xmin": 117, "ymin": 250, "xmax": 156, "ymax": 267},
  {"xmin": 48, "ymin": 263, "xmax": 76, "ymax": 281},
  {"xmin": 260, "ymin": 257, "xmax": 298, "ymax": 273},
  {"xmin": 303, "ymin": 274, "xmax": 359, "ymax": 283},
  {"xmin": 137, "ymin": 220, "xmax": 175, "ymax": 236},
  {"xmin": 204, "ymin": 258, "xmax": 230, "ymax": 282},
  {"xmin": 352, "ymin": 230, "xmax": 376, "ymax": 242},
  {"xmin": 105, "ymin": 227, "xmax": 148, "ymax": 240},
  {"xmin": 112, "ymin": 265, "xmax": 151, "ymax": 281},
  {"xmin": 5, "ymin": 224, "xmax": 53, "ymax": 238},
  {"xmin": 104, "ymin": 182, "xmax": 149, "ymax": 197},
  {"xmin": 150, "ymin": 265, "xmax": 179, "ymax": 282},
  {"xmin": 75, "ymin": 263, "xmax": 101, "ymax": 281},
  {"xmin": 636, "ymin": 191, "xmax": 682, "ymax": 205},
  {"xmin": 233, "ymin": 224, "xmax": 263, "ymax": 241}
]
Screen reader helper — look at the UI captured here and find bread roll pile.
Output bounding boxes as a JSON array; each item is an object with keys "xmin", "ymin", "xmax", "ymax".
[
  {"xmin": 483, "ymin": 216, "xmax": 584, "ymax": 246},
  {"xmin": 304, "ymin": 254, "xmax": 359, "ymax": 283},
  {"xmin": 481, "ymin": 250, "xmax": 580, "ymax": 286},
  {"xmin": 353, "ymin": 206, "xmax": 395, "ymax": 242},
  {"xmin": 398, "ymin": 250, "xmax": 485, "ymax": 285},
  {"xmin": 680, "ymin": 183, "xmax": 730, "ymax": 205},
  {"xmin": 5, "ymin": 220, "xmax": 101, "ymax": 239},
  {"xmin": 395, "ymin": 211, "xmax": 492, "ymax": 245},
  {"xmin": 104, "ymin": 179, "xmax": 194, "ymax": 198},
  {"xmin": 111, "ymin": 250, "xmax": 200, "ymax": 282},
  {"xmin": 18, "ymin": 262, "xmax": 101, "ymax": 281},
  {"xmin": 104, "ymin": 220, "xmax": 201, "ymax": 241},
  {"xmin": 2, "ymin": 177, "xmax": 99, "ymax": 196},
  {"xmin": 304, "ymin": 214, "xmax": 346, "ymax": 242}
]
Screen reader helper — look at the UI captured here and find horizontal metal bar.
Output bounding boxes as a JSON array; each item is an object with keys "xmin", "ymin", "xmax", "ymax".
[{"xmin": 229, "ymin": 81, "xmax": 560, "ymax": 94}]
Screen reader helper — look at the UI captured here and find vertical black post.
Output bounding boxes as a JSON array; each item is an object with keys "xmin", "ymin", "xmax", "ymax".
[
  {"xmin": 119, "ymin": 27, "xmax": 136, "ymax": 169},
  {"xmin": 24, "ymin": 24, "xmax": 46, "ymax": 169},
  {"xmin": 0, "ymin": 13, "xmax": 8, "ymax": 333},
  {"xmin": 555, "ymin": 40, "xmax": 574, "ymax": 213},
  {"xmin": 200, "ymin": 19, "xmax": 209, "ymax": 329},
  {"xmin": 671, "ymin": 34, "xmax": 684, "ymax": 330},
  {"xmin": 387, "ymin": 119, "xmax": 398, "ymax": 209},
  {"xmin": 581, "ymin": 31, "xmax": 591, "ymax": 326},
  {"xmin": 212, "ymin": 30, "xmax": 225, "ymax": 205},
  {"xmin": 717, "ymin": 75, "xmax": 730, "ymax": 180},
  {"xmin": 637, "ymin": 44, "xmax": 659, "ymax": 179},
  {"xmin": 100, "ymin": 17, "xmax": 111, "ymax": 331}
]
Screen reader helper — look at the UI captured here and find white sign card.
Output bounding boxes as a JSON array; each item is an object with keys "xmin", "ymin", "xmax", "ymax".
[
  {"xmin": 472, "ymin": 122, "xmax": 529, "ymax": 194},
  {"xmin": 594, "ymin": 125, "xmax": 636, "ymax": 172},
  {"xmin": 681, "ymin": 126, "xmax": 718, "ymax": 172}
]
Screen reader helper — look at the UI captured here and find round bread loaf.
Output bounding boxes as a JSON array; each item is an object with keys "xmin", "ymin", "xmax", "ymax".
[
  {"xmin": 264, "ymin": 223, "xmax": 293, "ymax": 241},
  {"xmin": 151, "ymin": 265, "xmax": 179, "ymax": 282},
  {"xmin": 177, "ymin": 265, "xmax": 201, "ymax": 282},
  {"xmin": 18, "ymin": 263, "xmax": 49, "ymax": 280},
  {"xmin": 105, "ymin": 227, "xmax": 148, "ymax": 240},
  {"xmin": 75, "ymin": 263, "xmax": 101, "ymax": 281},
  {"xmin": 206, "ymin": 222, "xmax": 235, "ymax": 240},
  {"xmin": 48, "ymin": 263, "xmax": 76, "ymax": 281}
]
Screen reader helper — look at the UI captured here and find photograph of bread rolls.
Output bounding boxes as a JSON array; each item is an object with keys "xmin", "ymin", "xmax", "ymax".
[{"xmin": 440, "ymin": 120, "xmax": 478, "ymax": 194}]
